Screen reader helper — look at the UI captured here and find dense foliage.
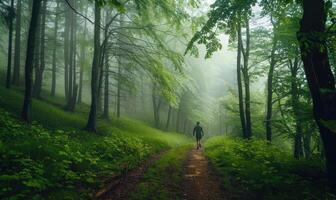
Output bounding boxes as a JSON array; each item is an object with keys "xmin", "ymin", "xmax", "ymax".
[
  {"xmin": 0, "ymin": 88, "xmax": 190, "ymax": 199},
  {"xmin": 205, "ymin": 136, "xmax": 332, "ymax": 199}
]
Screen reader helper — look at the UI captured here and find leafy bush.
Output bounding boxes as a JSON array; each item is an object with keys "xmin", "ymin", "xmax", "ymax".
[
  {"xmin": 205, "ymin": 136, "xmax": 328, "ymax": 200},
  {"xmin": 0, "ymin": 109, "xmax": 188, "ymax": 199}
]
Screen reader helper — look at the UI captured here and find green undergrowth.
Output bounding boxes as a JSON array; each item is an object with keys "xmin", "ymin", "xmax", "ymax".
[
  {"xmin": 0, "ymin": 87, "xmax": 191, "ymax": 199},
  {"xmin": 129, "ymin": 145, "xmax": 192, "ymax": 200},
  {"xmin": 205, "ymin": 136, "xmax": 332, "ymax": 200}
]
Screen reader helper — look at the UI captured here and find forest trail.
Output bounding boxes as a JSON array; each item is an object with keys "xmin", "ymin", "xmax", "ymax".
[
  {"xmin": 95, "ymin": 147, "xmax": 227, "ymax": 200},
  {"xmin": 183, "ymin": 148, "xmax": 226, "ymax": 200}
]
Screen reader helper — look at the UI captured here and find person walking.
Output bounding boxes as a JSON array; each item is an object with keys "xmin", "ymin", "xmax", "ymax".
[{"xmin": 193, "ymin": 121, "xmax": 204, "ymax": 149}]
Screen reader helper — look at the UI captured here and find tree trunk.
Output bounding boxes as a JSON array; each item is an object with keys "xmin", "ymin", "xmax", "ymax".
[
  {"xmin": 166, "ymin": 105, "xmax": 172, "ymax": 130},
  {"xmin": 242, "ymin": 16, "xmax": 252, "ymax": 139},
  {"xmin": 33, "ymin": 0, "xmax": 46, "ymax": 98},
  {"xmin": 67, "ymin": 0, "xmax": 74, "ymax": 104},
  {"xmin": 116, "ymin": 58, "xmax": 121, "ymax": 118},
  {"xmin": 97, "ymin": 62, "xmax": 104, "ymax": 114},
  {"xmin": 6, "ymin": 0, "xmax": 14, "ymax": 89},
  {"xmin": 298, "ymin": 0, "xmax": 336, "ymax": 185},
  {"xmin": 22, "ymin": 0, "xmax": 42, "ymax": 122},
  {"xmin": 290, "ymin": 58, "xmax": 304, "ymax": 159},
  {"xmin": 237, "ymin": 21, "xmax": 247, "ymax": 138},
  {"xmin": 152, "ymin": 84, "xmax": 161, "ymax": 128},
  {"xmin": 183, "ymin": 118, "xmax": 187, "ymax": 134},
  {"xmin": 70, "ymin": 1, "xmax": 77, "ymax": 110},
  {"xmin": 176, "ymin": 104, "xmax": 181, "ymax": 132},
  {"xmin": 65, "ymin": 0, "xmax": 78, "ymax": 111},
  {"xmin": 303, "ymin": 125, "xmax": 313, "ymax": 159},
  {"xmin": 78, "ymin": 6, "xmax": 88, "ymax": 103},
  {"xmin": 51, "ymin": 1, "xmax": 59, "ymax": 97},
  {"xmin": 265, "ymin": 39, "xmax": 277, "ymax": 142},
  {"xmin": 12, "ymin": 0, "xmax": 22, "ymax": 85},
  {"xmin": 103, "ymin": 10, "xmax": 110, "ymax": 119},
  {"xmin": 86, "ymin": 2, "xmax": 101, "ymax": 132},
  {"xmin": 103, "ymin": 53, "xmax": 109, "ymax": 119},
  {"xmin": 64, "ymin": 1, "xmax": 70, "ymax": 100}
]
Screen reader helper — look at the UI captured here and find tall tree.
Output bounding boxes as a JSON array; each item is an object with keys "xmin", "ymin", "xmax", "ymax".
[
  {"xmin": 237, "ymin": 20, "xmax": 247, "ymax": 138},
  {"xmin": 51, "ymin": 1, "xmax": 59, "ymax": 97},
  {"xmin": 152, "ymin": 83, "xmax": 162, "ymax": 128},
  {"xmin": 22, "ymin": 0, "xmax": 42, "ymax": 122},
  {"xmin": 64, "ymin": 0, "xmax": 70, "ymax": 100},
  {"xmin": 12, "ymin": 0, "xmax": 21, "ymax": 85},
  {"xmin": 297, "ymin": 0, "xmax": 336, "ymax": 184},
  {"xmin": 289, "ymin": 58, "xmax": 304, "ymax": 159},
  {"xmin": 165, "ymin": 105, "xmax": 172, "ymax": 130},
  {"xmin": 77, "ymin": 5, "xmax": 88, "ymax": 103},
  {"xmin": 33, "ymin": 0, "xmax": 47, "ymax": 98},
  {"xmin": 265, "ymin": 29, "xmax": 278, "ymax": 142},
  {"xmin": 103, "ymin": 10, "xmax": 110, "ymax": 119},
  {"xmin": 240, "ymin": 14, "xmax": 252, "ymax": 139},
  {"xmin": 5, "ymin": 0, "xmax": 14, "ymax": 89},
  {"xmin": 86, "ymin": 2, "xmax": 101, "ymax": 132}
]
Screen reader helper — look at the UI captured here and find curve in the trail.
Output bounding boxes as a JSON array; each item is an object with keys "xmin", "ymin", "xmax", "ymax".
[{"xmin": 183, "ymin": 148, "xmax": 227, "ymax": 200}]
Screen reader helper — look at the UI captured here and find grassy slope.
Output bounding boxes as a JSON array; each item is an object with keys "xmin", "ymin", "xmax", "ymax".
[
  {"xmin": 129, "ymin": 145, "xmax": 192, "ymax": 200},
  {"xmin": 0, "ymin": 87, "xmax": 191, "ymax": 199},
  {"xmin": 205, "ymin": 136, "xmax": 331, "ymax": 200}
]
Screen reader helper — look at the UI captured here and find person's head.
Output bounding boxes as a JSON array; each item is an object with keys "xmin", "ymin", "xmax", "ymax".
[{"xmin": 196, "ymin": 121, "xmax": 200, "ymax": 125}]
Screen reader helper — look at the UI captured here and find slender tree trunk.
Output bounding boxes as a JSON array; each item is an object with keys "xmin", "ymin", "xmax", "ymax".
[
  {"xmin": 6, "ymin": 0, "xmax": 14, "ymax": 89},
  {"xmin": 265, "ymin": 39, "xmax": 277, "ymax": 142},
  {"xmin": 166, "ymin": 105, "xmax": 172, "ymax": 130},
  {"xmin": 67, "ymin": 1, "xmax": 74, "ymax": 102},
  {"xmin": 33, "ymin": 13, "xmax": 41, "ymax": 93},
  {"xmin": 303, "ymin": 126, "xmax": 313, "ymax": 159},
  {"xmin": 152, "ymin": 83, "xmax": 161, "ymax": 128},
  {"xmin": 290, "ymin": 58, "xmax": 304, "ymax": 159},
  {"xmin": 97, "ymin": 63, "xmax": 104, "ymax": 114},
  {"xmin": 33, "ymin": 0, "xmax": 46, "ymax": 98},
  {"xmin": 103, "ymin": 10, "xmax": 110, "ymax": 119},
  {"xmin": 237, "ymin": 21, "xmax": 247, "ymax": 138},
  {"xmin": 183, "ymin": 118, "xmax": 187, "ymax": 134},
  {"xmin": 116, "ymin": 59, "xmax": 121, "ymax": 118},
  {"xmin": 78, "ymin": 6, "xmax": 88, "ymax": 103},
  {"xmin": 242, "ymin": 16, "xmax": 252, "ymax": 139},
  {"xmin": 22, "ymin": 0, "xmax": 42, "ymax": 122},
  {"xmin": 298, "ymin": 0, "xmax": 336, "ymax": 185},
  {"xmin": 86, "ymin": 2, "xmax": 101, "ymax": 132},
  {"xmin": 103, "ymin": 53, "xmax": 109, "ymax": 119},
  {"xmin": 78, "ymin": 61, "xmax": 84, "ymax": 103},
  {"xmin": 51, "ymin": 1, "xmax": 59, "ymax": 97},
  {"xmin": 116, "ymin": 14, "xmax": 124, "ymax": 118},
  {"xmin": 12, "ymin": 0, "xmax": 22, "ymax": 85},
  {"xmin": 70, "ymin": 1, "xmax": 78, "ymax": 110},
  {"xmin": 64, "ymin": 1, "xmax": 70, "ymax": 100},
  {"xmin": 176, "ymin": 103, "xmax": 182, "ymax": 132},
  {"xmin": 65, "ymin": 0, "xmax": 78, "ymax": 111}
]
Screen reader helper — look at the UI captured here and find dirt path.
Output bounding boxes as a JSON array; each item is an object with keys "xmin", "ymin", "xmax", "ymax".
[
  {"xmin": 183, "ymin": 148, "xmax": 226, "ymax": 200},
  {"xmin": 94, "ymin": 152, "xmax": 164, "ymax": 200}
]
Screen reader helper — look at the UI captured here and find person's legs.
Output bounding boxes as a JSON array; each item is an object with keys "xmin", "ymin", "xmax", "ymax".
[{"xmin": 196, "ymin": 137, "xmax": 201, "ymax": 149}]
